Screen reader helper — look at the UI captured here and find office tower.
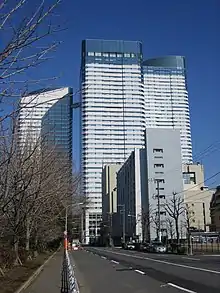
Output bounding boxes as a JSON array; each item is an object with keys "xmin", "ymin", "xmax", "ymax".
[
  {"xmin": 80, "ymin": 39, "xmax": 146, "ymax": 244},
  {"xmin": 143, "ymin": 56, "xmax": 192, "ymax": 164},
  {"xmin": 18, "ymin": 87, "xmax": 72, "ymax": 161}
]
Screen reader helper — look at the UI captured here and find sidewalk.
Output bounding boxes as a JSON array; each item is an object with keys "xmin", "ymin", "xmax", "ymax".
[{"xmin": 23, "ymin": 250, "xmax": 63, "ymax": 293}]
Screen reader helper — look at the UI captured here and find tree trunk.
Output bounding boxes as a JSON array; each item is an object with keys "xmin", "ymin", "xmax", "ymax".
[
  {"xmin": 14, "ymin": 238, "xmax": 22, "ymax": 265},
  {"xmin": 33, "ymin": 233, "xmax": 38, "ymax": 257},
  {"xmin": 25, "ymin": 218, "xmax": 30, "ymax": 252},
  {"xmin": 175, "ymin": 219, "xmax": 180, "ymax": 244}
]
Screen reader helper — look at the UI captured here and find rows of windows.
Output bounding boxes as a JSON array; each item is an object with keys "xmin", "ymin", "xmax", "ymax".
[{"xmin": 87, "ymin": 52, "xmax": 139, "ymax": 58}]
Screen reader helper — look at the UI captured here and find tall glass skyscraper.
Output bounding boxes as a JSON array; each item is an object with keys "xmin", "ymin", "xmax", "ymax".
[
  {"xmin": 143, "ymin": 56, "xmax": 192, "ymax": 163},
  {"xmin": 80, "ymin": 39, "xmax": 146, "ymax": 244},
  {"xmin": 41, "ymin": 88, "xmax": 73, "ymax": 162},
  {"xmin": 18, "ymin": 87, "xmax": 72, "ymax": 163}
]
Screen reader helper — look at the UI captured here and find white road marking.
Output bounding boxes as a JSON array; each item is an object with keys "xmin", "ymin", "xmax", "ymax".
[
  {"xmin": 201, "ymin": 255, "xmax": 220, "ymax": 257},
  {"xmin": 101, "ymin": 256, "xmax": 107, "ymax": 259},
  {"xmin": 95, "ymin": 249, "xmax": 220, "ymax": 275},
  {"xmin": 134, "ymin": 269, "xmax": 145, "ymax": 275},
  {"xmin": 182, "ymin": 257, "xmax": 200, "ymax": 261},
  {"xmin": 167, "ymin": 283, "xmax": 196, "ymax": 293},
  {"xmin": 111, "ymin": 260, "xmax": 119, "ymax": 264}
]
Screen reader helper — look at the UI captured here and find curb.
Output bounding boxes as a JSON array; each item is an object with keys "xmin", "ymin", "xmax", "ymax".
[{"xmin": 14, "ymin": 247, "xmax": 61, "ymax": 293}]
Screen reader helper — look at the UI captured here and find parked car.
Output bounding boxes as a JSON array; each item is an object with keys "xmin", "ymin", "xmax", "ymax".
[
  {"xmin": 125, "ymin": 242, "xmax": 136, "ymax": 250},
  {"xmin": 148, "ymin": 241, "xmax": 167, "ymax": 253},
  {"xmin": 139, "ymin": 242, "xmax": 150, "ymax": 252}
]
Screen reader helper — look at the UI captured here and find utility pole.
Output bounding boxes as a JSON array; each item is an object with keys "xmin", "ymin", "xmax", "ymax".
[
  {"xmin": 202, "ymin": 202, "xmax": 206, "ymax": 232},
  {"xmin": 81, "ymin": 208, "xmax": 84, "ymax": 244},
  {"xmin": 64, "ymin": 206, "xmax": 68, "ymax": 251},
  {"xmin": 156, "ymin": 179, "xmax": 161, "ymax": 242},
  {"xmin": 186, "ymin": 208, "xmax": 193, "ymax": 255}
]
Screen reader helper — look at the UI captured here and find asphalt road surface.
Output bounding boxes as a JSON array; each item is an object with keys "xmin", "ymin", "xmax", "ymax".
[
  {"xmin": 72, "ymin": 249, "xmax": 180, "ymax": 293},
  {"xmin": 82, "ymin": 247, "xmax": 220, "ymax": 293}
]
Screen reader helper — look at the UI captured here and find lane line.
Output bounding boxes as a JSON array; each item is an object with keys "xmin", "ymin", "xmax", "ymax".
[
  {"xmin": 101, "ymin": 256, "xmax": 107, "ymax": 259},
  {"xmin": 134, "ymin": 269, "xmax": 145, "ymax": 275},
  {"xmin": 167, "ymin": 282, "xmax": 196, "ymax": 293},
  {"xmin": 94, "ymin": 249, "xmax": 220, "ymax": 275},
  {"xmin": 111, "ymin": 260, "xmax": 119, "ymax": 264},
  {"xmin": 182, "ymin": 257, "xmax": 200, "ymax": 261}
]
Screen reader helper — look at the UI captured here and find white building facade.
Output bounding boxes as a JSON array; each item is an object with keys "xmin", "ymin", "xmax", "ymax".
[
  {"xmin": 143, "ymin": 56, "xmax": 192, "ymax": 164},
  {"xmin": 18, "ymin": 87, "xmax": 72, "ymax": 149},
  {"xmin": 80, "ymin": 39, "xmax": 146, "ymax": 244}
]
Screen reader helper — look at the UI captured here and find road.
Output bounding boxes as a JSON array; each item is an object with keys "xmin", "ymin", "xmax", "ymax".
[
  {"xmin": 76, "ymin": 247, "xmax": 220, "ymax": 293},
  {"xmin": 72, "ymin": 249, "xmax": 179, "ymax": 293}
]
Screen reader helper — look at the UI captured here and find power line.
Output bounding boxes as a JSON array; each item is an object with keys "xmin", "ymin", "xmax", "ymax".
[{"xmin": 176, "ymin": 171, "xmax": 220, "ymax": 196}]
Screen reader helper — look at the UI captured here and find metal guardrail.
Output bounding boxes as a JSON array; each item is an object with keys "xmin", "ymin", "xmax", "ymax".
[{"xmin": 61, "ymin": 250, "xmax": 80, "ymax": 293}]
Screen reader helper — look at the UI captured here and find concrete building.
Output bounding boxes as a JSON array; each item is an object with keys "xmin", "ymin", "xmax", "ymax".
[
  {"xmin": 102, "ymin": 163, "xmax": 122, "ymax": 222},
  {"xmin": 210, "ymin": 186, "xmax": 220, "ymax": 232},
  {"xmin": 115, "ymin": 149, "xmax": 146, "ymax": 243},
  {"xmin": 80, "ymin": 39, "xmax": 146, "ymax": 244},
  {"xmin": 143, "ymin": 56, "xmax": 192, "ymax": 164},
  {"xmin": 113, "ymin": 129, "xmax": 184, "ymax": 243},
  {"xmin": 145, "ymin": 128, "xmax": 184, "ymax": 241},
  {"xmin": 183, "ymin": 163, "xmax": 213, "ymax": 231}
]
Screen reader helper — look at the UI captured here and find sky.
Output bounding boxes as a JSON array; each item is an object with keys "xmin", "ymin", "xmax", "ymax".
[{"xmin": 19, "ymin": 0, "xmax": 220, "ymax": 185}]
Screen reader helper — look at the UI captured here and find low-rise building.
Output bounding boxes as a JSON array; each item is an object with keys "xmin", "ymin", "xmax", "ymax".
[
  {"xmin": 210, "ymin": 186, "xmax": 220, "ymax": 232},
  {"xmin": 145, "ymin": 129, "xmax": 184, "ymax": 241},
  {"xmin": 115, "ymin": 149, "xmax": 146, "ymax": 243},
  {"xmin": 112, "ymin": 129, "xmax": 185, "ymax": 244},
  {"xmin": 102, "ymin": 163, "xmax": 122, "ymax": 221},
  {"xmin": 183, "ymin": 163, "xmax": 213, "ymax": 231}
]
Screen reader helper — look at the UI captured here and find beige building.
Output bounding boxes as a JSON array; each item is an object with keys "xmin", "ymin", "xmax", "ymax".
[
  {"xmin": 210, "ymin": 186, "xmax": 220, "ymax": 232},
  {"xmin": 102, "ymin": 163, "xmax": 122, "ymax": 222},
  {"xmin": 183, "ymin": 163, "xmax": 213, "ymax": 231}
]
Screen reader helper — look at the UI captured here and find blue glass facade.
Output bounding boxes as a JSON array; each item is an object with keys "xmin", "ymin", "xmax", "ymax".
[{"xmin": 41, "ymin": 88, "xmax": 73, "ymax": 162}]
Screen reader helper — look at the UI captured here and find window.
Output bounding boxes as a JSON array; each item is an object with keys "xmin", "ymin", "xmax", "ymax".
[
  {"xmin": 88, "ymin": 52, "xmax": 94, "ymax": 56},
  {"xmin": 156, "ymin": 187, "xmax": 164, "ymax": 191},
  {"xmin": 156, "ymin": 195, "xmax": 165, "ymax": 199},
  {"xmin": 155, "ymin": 179, "xmax": 165, "ymax": 183},
  {"xmin": 153, "ymin": 148, "xmax": 163, "ymax": 153},
  {"xmin": 154, "ymin": 156, "xmax": 163, "ymax": 159},
  {"xmin": 95, "ymin": 52, "xmax": 102, "ymax": 56},
  {"xmin": 154, "ymin": 164, "xmax": 164, "ymax": 168},
  {"xmin": 183, "ymin": 172, "xmax": 196, "ymax": 184},
  {"xmin": 155, "ymin": 171, "xmax": 164, "ymax": 175}
]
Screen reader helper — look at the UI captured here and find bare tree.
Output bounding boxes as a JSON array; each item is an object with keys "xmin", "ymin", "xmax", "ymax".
[
  {"xmin": 0, "ymin": 115, "xmax": 80, "ymax": 266},
  {"xmin": 0, "ymin": 0, "xmax": 63, "ymax": 122},
  {"xmin": 164, "ymin": 192, "xmax": 185, "ymax": 244},
  {"xmin": 165, "ymin": 217, "xmax": 175, "ymax": 240}
]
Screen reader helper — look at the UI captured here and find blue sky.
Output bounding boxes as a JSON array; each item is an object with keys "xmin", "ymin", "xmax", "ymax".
[{"xmin": 32, "ymin": 0, "xmax": 219, "ymax": 184}]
